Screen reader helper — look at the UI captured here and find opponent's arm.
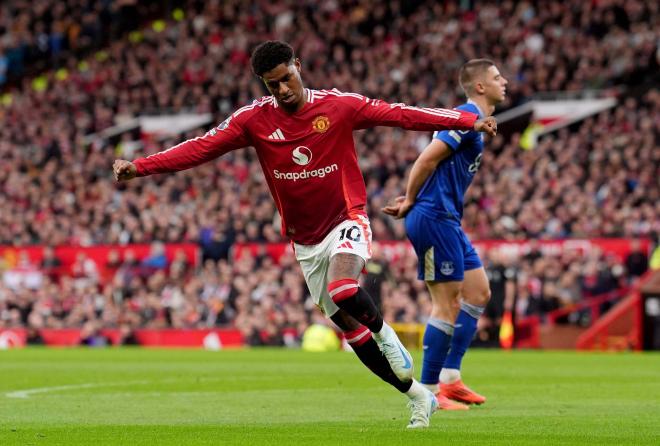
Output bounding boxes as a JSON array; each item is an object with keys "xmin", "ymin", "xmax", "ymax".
[{"xmin": 382, "ymin": 139, "xmax": 452, "ymax": 219}]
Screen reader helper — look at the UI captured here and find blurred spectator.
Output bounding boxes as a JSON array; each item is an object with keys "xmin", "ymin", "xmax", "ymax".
[
  {"xmin": 26, "ymin": 310, "xmax": 45, "ymax": 344},
  {"xmin": 625, "ymin": 239, "xmax": 649, "ymax": 279},
  {"xmin": 169, "ymin": 248, "xmax": 191, "ymax": 279},
  {"xmin": 3, "ymin": 252, "xmax": 43, "ymax": 291},
  {"xmin": 361, "ymin": 244, "xmax": 390, "ymax": 311},
  {"xmin": 70, "ymin": 252, "xmax": 99, "ymax": 289},
  {"xmin": 80, "ymin": 320, "xmax": 110, "ymax": 347},
  {"xmin": 142, "ymin": 241, "xmax": 168, "ymax": 271},
  {"xmin": 117, "ymin": 322, "xmax": 139, "ymax": 346},
  {"xmin": 40, "ymin": 246, "xmax": 63, "ymax": 280},
  {"xmin": 116, "ymin": 249, "xmax": 140, "ymax": 286},
  {"xmin": 104, "ymin": 249, "xmax": 122, "ymax": 278},
  {"xmin": 476, "ymin": 250, "xmax": 516, "ymax": 345}
]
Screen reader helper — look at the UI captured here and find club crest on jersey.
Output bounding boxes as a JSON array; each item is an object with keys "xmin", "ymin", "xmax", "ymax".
[
  {"xmin": 312, "ymin": 115, "xmax": 330, "ymax": 133},
  {"xmin": 292, "ymin": 146, "xmax": 313, "ymax": 166},
  {"xmin": 440, "ymin": 261, "xmax": 455, "ymax": 276}
]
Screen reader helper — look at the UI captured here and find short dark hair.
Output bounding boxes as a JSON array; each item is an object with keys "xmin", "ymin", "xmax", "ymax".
[
  {"xmin": 459, "ymin": 59, "xmax": 495, "ymax": 95},
  {"xmin": 251, "ymin": 41, "xmax": 295, "ymax": 77}
]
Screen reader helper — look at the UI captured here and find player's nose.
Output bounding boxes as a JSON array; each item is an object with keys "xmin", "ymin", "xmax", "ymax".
[{"xmin": 278, "ymin": 83, "xmax": 291, "ymax": 96}]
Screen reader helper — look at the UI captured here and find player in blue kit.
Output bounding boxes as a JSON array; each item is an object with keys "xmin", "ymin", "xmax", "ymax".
[{"xmin": 383, "ymin": 59, "xmax": 507, "ymax": 409}]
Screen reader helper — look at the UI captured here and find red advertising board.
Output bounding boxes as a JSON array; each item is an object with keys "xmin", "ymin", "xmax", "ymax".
[
  {"xmin": 0, "ymin": 243, "xmax": 199, "ymax": 281},
  {"xmin": 234, "ymin": 239, "xmax": 650, "ymax": 264},
  {"xmin": 133, "ymin": 329, "xmax": 243, "ymax": 347},
  {"xmin": 0, "ymin": 328, "xmax": 243, "ymax": 349},
  {"xmin": 0, "ymin": 239, "xmax": 645, "ymax": 273}
]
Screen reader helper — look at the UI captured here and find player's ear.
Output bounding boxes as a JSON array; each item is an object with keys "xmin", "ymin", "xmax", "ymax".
[
  {"xmin": 474, "ymin": 80, "xmax": 486, "ymax": 95},
  {"xmin": 294, "ymin": 58, "xmax": 302, "ymax": 74}
]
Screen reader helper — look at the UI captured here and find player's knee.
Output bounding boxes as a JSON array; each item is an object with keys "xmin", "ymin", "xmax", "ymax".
[
  {"xmin": 464, "ymin": 287, "xmax": 491, "ymax": 307},
  {"xmin": 478, "ymin": 287, "xmax": 491, "ymax": 305},
  {"xmin": 450, "ymin": 285, "xmax": 462, "ymax": 304},
  {"xmin": 431, "ymin": 301, "xmax": 460, "ymax": 322},
  {"xmin": 328, "ymin": 278, "xmax": 359, "ymax": 304},
  {"xmin": 429, "ymin": 283, "xmax": 461, "ymax": 320}
]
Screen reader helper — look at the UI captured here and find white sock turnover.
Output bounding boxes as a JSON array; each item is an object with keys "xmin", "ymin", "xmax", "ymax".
[{"xmin": 440, "ymin": 368, "xmax": 461, "ymax": 384}]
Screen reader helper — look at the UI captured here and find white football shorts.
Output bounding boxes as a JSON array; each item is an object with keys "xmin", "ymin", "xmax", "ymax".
[{"xmin": 294, "ymin": 215, "xmax": 372, "ymax": 317}]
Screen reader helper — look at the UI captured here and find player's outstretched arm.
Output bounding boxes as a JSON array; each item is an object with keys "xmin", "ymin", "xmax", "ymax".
[
  {"xmin": 113, "ymin": 160, "xmax": 137, "ymax": 182},
  {"xmin": 474, "ymin": 116, "xmax": 497, "ymax": 137},
  {"xmin": 346, "ymin": 93, "xmax": 498, "ymax": 135},
  {"xmin": 115, "ymin": 113, "xmax": 250, "ymax": 178},
  {"xmin": 344, "ymin": 93, "xmax": 478, "ymax": 132},
  {"xmin": 382, "ymin": 139, "xmax": 452, "ymax": 219}
]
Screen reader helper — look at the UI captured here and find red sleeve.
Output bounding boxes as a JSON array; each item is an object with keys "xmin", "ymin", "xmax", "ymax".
[
  {"xmin": 133, "ymin": 113, "xmax": 251, "ymax": 176},
  {"xmin": 334, "ymin": 90, "xmax": 478, "ymax": 132}
]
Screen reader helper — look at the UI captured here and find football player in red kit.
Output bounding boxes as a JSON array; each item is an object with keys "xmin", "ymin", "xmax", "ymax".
[{"xmin": 114, "ymin": 41, "xmax": 497, "ymax": 428}]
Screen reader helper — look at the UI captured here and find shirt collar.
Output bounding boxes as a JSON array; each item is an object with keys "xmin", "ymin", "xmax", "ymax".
[{"xmin": 467, "ymin": 99, "xmax": 485, "ymax": 118}]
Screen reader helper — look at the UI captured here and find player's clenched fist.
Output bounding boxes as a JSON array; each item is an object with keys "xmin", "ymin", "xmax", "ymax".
[
  {"xmin": 474, "ymin": 116, "xmax": 497, "ymax": 137},
  {"xmin": 113, "ymin": 159, "xmax": 137, "ymax": 182}
]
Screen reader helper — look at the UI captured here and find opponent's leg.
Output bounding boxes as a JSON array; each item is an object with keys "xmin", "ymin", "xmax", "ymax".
[
  {"xmin": 421, "ymin": 280, "xmax": 469, "ymax": 411},
  {"xmin": 440, "ymin": 266, "xmax": 489, "ymax": 405}
]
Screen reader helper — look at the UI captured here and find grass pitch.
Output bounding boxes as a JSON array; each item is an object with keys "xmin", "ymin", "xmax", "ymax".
[{"xmin": 0, "ymin": 348, "xmax": 658, "ymax": 445}]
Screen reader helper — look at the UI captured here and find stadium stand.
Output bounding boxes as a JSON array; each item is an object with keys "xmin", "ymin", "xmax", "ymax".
[{"xmin": 0, "ymin": 0, "xmax": 658, "ymax": 345}]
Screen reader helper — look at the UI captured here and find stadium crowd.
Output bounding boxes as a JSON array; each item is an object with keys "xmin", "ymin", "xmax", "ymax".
[
  {"xmin": 0, "ymin": 238, "xmax": 651, "ymax": 346},
  {"xmin": 1, "ymin": 90, "xmax": 656, "ymax": 248},
  {"xmin": 0, "ymin": 0, "xmax": 658, "ymax": 343},
  {"xmin": 0, "ymin": 0, "xmax": 165, "ymax": 85}
]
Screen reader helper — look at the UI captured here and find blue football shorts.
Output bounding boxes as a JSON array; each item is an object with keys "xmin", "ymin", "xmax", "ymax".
[{"xmin": 404, "ymin": 209, "xmax": 482, "ymax": 282}]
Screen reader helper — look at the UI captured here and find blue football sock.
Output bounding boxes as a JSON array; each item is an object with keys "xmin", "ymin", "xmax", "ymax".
[
  {"xmin": 444, "ymin": 302, "xmax": 485, "ymax": 371},
  {"xmin": 420, "ymin": 318, "xmax": 454, "ymax": 385}
]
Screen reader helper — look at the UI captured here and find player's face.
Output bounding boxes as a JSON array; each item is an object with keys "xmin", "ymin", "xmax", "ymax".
[
  {"xmin": 483, "ymin": 66, "xmax": 508, "ymax": 103},
  {"xmin": 262, "ymin": 59, "xmax": 305, "ymax": 112}
]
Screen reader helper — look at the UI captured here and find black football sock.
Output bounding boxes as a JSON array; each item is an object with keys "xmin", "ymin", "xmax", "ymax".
[
  {"xmin": 344, "ymin": 325, "xmax": 413, "ymax": 393},
  {"xmin": 328, "ymin": 279, "xmax": 384, "ymax": 332}
]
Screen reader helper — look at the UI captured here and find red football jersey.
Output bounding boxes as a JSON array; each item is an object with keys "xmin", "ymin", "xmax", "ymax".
[{"xmin": 134, "ymin": 89, "xmax": 478, "ymax": 244}]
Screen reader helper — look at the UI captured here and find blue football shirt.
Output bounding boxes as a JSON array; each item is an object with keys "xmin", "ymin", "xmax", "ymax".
[{"xmin": 414, "ymin": 101, "xmax": 485, "ymax": 221}]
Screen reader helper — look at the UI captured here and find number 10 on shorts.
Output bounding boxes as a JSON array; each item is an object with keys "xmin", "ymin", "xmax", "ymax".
[{"xmin": 339, "ymin": 226, "xmax": 361, "ymax": 242}]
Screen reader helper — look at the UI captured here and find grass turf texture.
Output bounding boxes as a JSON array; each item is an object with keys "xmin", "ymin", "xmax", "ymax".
[{"xmin": 0, "ymin": 348, "xmax": 658, "ymax": 445}]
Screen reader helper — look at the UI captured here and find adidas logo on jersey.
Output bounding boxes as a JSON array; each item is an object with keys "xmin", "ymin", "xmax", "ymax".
[{"xmin": 267, "ymin": 128, "xmax": 285, "ymax": 140}]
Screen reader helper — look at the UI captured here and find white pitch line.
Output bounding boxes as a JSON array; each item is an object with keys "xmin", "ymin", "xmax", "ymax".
[{"xmin": 5, "ymin": 380, "xmax": 150, "ymax": 399}]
